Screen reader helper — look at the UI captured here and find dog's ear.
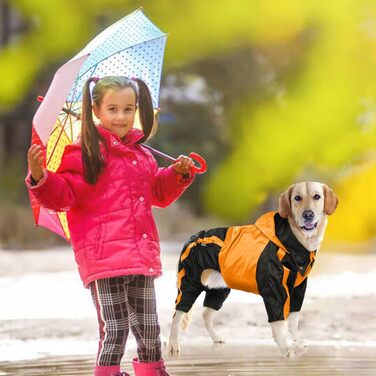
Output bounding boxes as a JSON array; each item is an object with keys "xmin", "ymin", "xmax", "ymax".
[
  {"xmin": 278, "ymin": 185, "xmax": 293, "ymax": 218},
  {"xmin": 323, "ymin": 184, "xmax": 338, "ymax": 215}
]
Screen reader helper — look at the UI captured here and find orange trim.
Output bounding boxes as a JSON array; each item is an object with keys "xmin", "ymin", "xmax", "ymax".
[
  {"xmin": 308, "ymin": 252, "xmax": 316, "ymax": 273},
  {"xmin": 175, "ymin": 268, "xmax": 186, "ymax": 305},
  {"xmin": 197, "ymin": 236, "xmax": 223, "ymax": 247},
  {"xmin": 180, "ymin": 242, "xmax": 197, "ymax": 263},
  {"xmin": 276, "ymin": 247, "xmax": 286, "ymax": 261},
  {"xmin": 295, "ymin": 273, "xmax": 304, "ymax": 287},
  {"xmin": 180, "ymin": 236, "xmax": 224, "ymax": 263},
  {"xmin": 281, "ymin": 266, "xmax": 290, "ymax": 320},
  {"xmin": 197, "ymin": 236, "xmax": 224, "ymax": 247}
]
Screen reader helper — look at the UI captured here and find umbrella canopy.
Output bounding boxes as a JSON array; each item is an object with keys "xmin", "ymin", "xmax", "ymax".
[{"xmin": 30, "ymin": 9, "xmax": 167, "ymax": 240}]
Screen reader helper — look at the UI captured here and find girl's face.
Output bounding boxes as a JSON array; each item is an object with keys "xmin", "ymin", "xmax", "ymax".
[{"xmin": 93, "ymin": 87, "xmax": 137, "ymax": 139}]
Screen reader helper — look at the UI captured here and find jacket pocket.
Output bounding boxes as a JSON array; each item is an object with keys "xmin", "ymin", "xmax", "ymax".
[{"xmin": 94, "ymin": 223, "xmax": 105, "ymax": 259}]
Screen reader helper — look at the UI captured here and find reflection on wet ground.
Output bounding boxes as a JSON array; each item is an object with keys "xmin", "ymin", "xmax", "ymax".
[{"xmin": 1, "ymin": 345, "xmax": 376, "ymax": 375}]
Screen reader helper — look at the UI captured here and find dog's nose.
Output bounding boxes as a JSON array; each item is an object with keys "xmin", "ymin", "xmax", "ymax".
[{"xmin": 302, "ymin": 210, "xmax": 314, "ymax": 221}]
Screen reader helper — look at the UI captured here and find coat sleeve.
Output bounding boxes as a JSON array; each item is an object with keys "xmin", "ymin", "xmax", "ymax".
[
  {"xmin": 148, "ymin": 153, "xmax": 195, "ymax": 208},
  {"xmin": 25, "ymin": 145, "xmax": 90, "ymax": 212},
  {"xmin": 290, "ymin": 277, "xmax": 308, "ymax": 313},
  {"xmin": 257, "ymin": 244, "xmax": 295, "ymax": 322}
]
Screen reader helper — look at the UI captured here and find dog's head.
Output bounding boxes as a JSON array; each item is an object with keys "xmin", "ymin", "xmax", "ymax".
[{"xmin": 278, "ymin": 182, "xmax": 338, "ymax": 240}]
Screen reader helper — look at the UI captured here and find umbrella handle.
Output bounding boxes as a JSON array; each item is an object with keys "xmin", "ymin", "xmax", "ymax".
[{"xmin": 187, "ymin": 152, "xmax": 207, "ymax": 174}]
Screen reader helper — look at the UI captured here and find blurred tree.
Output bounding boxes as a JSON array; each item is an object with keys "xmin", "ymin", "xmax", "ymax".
[{"xmin": 152, "ymin": 73, "xmax": 229, "ymax": 214}]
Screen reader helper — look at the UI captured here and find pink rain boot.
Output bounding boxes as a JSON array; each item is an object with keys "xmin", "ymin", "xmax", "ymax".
[
  {"xmin": 132, "ymin": 358, "xmax": 169, "ymax": 376},
  {"xmin": 94, "ymin": 365, "xmax": 122, "ymax": 376},
  {"xmin": 94, "ymin": 365, "xmax": 131, "ymax": 376}
]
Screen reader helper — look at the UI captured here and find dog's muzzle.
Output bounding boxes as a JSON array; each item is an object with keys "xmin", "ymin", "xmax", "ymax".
[{"xmin": 300, "ymin": 210, "xmax": 318, "ymax": 231}]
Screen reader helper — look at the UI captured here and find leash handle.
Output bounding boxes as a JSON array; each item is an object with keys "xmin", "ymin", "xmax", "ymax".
[{"xmin": 188, "ymin": 152, "xmax": 207, "ymax": 174}]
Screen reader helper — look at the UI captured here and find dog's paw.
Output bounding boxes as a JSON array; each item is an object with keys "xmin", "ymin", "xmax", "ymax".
[
  {"xmin": 213, "ymin": 336, "xmax": 226, "ymax": 344},
  {"xmin": 294, "ymin": 339, "xmax": 309, "ymax": 349},
  {"xmin": 280, "ymin": 346, "xmax": 297, "ymax": 359},
  {"xmin": 281, "ymin": 342, "xmax": 309, "ymax": 359},
  {"xmin": 286, "ymin": 347, "xmax": 297, "ymax": 358},
  {"xmin": 293, "ymin": 340, "xmax": 309, "ymax": 356},
  {"xmin": 168, "ymin": 341, "xmax": 181, "ymax": 357},
  {"xmin": 211, "ymin": 340, "xmax": 226, "ymax": 352}
]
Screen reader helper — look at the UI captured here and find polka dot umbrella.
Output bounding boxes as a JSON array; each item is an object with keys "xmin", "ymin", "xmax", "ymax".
[{"xmin": 29, "ymin": 9, "xmax": 169, "ymax": 240}]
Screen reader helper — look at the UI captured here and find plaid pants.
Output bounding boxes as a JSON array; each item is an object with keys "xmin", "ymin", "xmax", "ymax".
[{"xmin": 90, "ymin": 275, "xmax": 162, "ymax": 366}]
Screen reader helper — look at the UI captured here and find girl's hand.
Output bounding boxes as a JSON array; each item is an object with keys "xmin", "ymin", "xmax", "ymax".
[
  {"xmin": 173, "ymin": 155, "xmax": 195, "ymax": 175},
  {"xmin": 28, "ymin": 144, "xmax": 45, "ymax": 182}
]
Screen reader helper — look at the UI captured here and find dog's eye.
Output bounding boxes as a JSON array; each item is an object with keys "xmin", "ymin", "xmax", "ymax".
[
  {"xmin": 313, "ymin": 194, "xmax": 321, "ymax": 200},
  {"xmin": 294, "ymin": 195, "xmax": 302, "ymax": 201}
]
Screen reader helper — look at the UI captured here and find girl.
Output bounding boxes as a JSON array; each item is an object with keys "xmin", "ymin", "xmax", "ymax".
[{"xmin": 26, "ymin": 76, "xmax": 195, "ymax": 376}]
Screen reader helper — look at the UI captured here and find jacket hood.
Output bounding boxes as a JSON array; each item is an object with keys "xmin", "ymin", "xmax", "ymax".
[{"xmin": 255, "ymin": 211, "xmax": 286, "ymax": 250}]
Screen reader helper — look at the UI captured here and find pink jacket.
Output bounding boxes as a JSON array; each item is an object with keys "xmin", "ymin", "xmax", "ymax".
[{"xmin": 27, "ymin": 127, "xmax": 194, "ymax": 287}]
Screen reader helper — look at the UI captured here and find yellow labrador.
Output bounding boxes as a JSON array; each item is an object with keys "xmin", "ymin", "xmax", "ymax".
[{"xmin": 168, "ymin": 182, "xmax": 338, "ymax": 358}]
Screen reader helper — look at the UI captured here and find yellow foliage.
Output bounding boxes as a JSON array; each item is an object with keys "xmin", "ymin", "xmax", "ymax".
[
  {"xmin": 152, "ymin": 0, "xmax": 312, "ymax": 67},
  {"xmin": 326, "ymin": 158, "xmax": 376, "ymax": 242},
  {"xmin": 0, "ymin": 45, "xmax": 39, "ymax": 108}
]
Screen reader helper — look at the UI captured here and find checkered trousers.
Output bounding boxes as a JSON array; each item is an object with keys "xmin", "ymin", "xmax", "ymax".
[{"xmin": 90, "ymin": 275, "xmax": 162, "ymax": 366}]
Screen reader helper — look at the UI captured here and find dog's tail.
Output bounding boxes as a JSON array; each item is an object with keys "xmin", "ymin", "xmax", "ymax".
[{"xmin": 181, "ymin": 304, "xmax": 195, "ymax": 332}]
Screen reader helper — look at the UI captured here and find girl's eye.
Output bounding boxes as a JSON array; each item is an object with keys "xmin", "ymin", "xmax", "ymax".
[
  {"xmin": 313, "ymin": 194, "xmax": 321, "ymax": 200},
  {"xmin": 294, "ymin": 195, "xmax": 302, "ymax": 202}
]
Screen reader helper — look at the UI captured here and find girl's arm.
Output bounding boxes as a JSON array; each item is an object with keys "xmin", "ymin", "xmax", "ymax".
[
  {"xmin": 26, "ymin": 145, "xmax": 89, "ymax": 212},
  {"xmin": 150, "ymin": 155, "xmax": 195, "ymax": 208}
]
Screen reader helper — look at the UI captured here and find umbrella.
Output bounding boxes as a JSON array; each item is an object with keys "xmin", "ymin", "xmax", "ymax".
[{"xmin": 30, "ymin": 9, "xmax": 206, "ymax": 240}]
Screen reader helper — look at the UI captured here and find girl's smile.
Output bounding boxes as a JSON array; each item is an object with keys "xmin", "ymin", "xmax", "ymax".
[{"xmin": 93, "ymin": 87, "xmax": 137, "ymax": 139}]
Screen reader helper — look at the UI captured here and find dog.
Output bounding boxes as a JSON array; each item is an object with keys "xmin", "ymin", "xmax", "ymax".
[{"xmin": 168, "ymin": 182, "xmax": 338, "ymax": 358}]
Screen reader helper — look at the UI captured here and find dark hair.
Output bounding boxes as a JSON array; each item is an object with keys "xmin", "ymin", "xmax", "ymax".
[{"xmin": 80, "ymin": 76, "xmax": 156, "ymax": 184}]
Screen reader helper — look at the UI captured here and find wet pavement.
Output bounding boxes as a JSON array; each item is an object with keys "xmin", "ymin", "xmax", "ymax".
[
  {"xmin": 0, "ymin": 345, "xmax": 375, "ymax": 375},
  {"xmin": 1, "ymin": 249, "xmax": 376, "ymax": 375}
]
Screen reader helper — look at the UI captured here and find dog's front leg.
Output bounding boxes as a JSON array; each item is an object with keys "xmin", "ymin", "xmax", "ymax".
[
  {"xmin": 288, "ymin": 312, "xmax": 309, "ymax": 351},
  {"xmin": 270, "ymin": 320, "xmax": 295, "ymax": 358},
  {"xmin": 288, "ymin": 311, "xmax": 300, "ymax": 342},
  {"xmin": 168, "ymin": 310, "xmax": 185, "ymax": 356}
]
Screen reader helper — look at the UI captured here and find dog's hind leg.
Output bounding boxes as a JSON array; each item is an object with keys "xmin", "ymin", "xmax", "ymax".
[
  {"xmin": 202, "ymin": 307, "xmax": 225, "ymax": 343},
  {"xmin": 201, "ymin": 270, "xmax": 231, "ymax": 344},
  {"xmin": 168, "ymin": 310, "xmax": 185, "ymax": 356}
]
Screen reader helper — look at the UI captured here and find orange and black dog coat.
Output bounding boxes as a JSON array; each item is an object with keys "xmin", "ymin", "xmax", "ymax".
[{"xmin": 175, "ymin": 211, "xmax": 316, "ymax": 322}]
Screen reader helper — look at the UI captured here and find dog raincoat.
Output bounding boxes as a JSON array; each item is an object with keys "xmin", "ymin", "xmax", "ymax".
[{"xmin": 175, "ymin": 211, "xmax": 316, "ymax": 322}]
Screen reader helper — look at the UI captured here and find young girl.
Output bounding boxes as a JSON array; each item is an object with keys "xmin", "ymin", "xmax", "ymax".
[{"xmin": 26, "ymin": 76, "xmax": 195, "ymax": 376}]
